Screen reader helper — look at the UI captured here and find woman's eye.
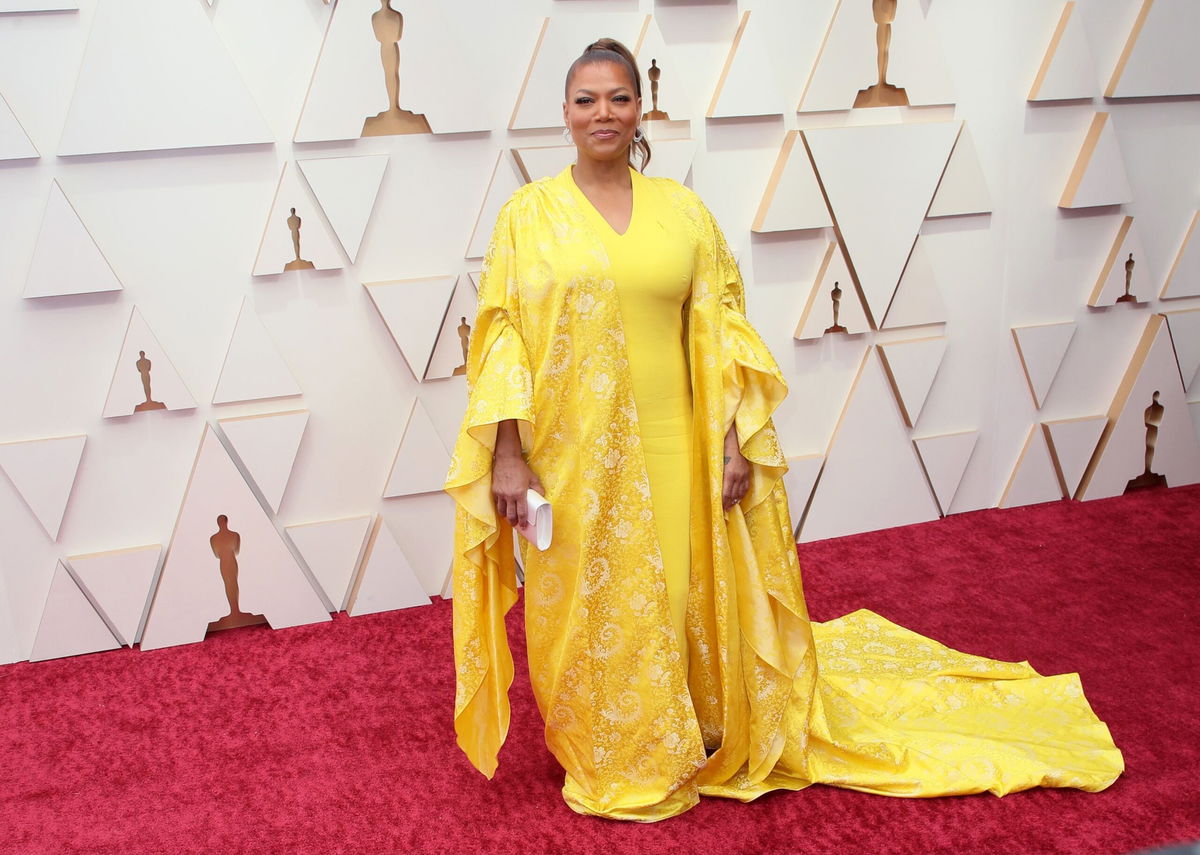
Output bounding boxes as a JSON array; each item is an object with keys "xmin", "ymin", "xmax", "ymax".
[
  {"xmin": 614, "ymin": 95, "xmax": 630, "ymax": 102},
  {"xmin": 575, "ymin": 97, "xmax": 593, "ymax": 105}
]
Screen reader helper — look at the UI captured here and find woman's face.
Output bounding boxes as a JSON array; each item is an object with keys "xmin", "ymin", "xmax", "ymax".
[{"xmin": 563, "ymin": 60, "xmax": 641, "ymax": 166}]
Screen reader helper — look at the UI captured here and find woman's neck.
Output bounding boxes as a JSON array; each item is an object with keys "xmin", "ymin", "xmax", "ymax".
[{"xmin": 572, "ymin": 156, "xmax": 631, "ymax": 192}]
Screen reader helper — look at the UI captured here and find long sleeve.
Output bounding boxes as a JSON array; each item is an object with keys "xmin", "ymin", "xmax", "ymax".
[{"xmin": 444, "ymin": 198, "xmax": 534, "ymax": 778}]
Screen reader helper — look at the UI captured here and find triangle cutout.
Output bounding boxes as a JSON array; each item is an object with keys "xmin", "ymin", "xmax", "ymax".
[
  {"xmin": 213, "ymin": 297, "xmax": 302, "ymax": 405},
  {"xmin": 297, "ymin": 154, "xmax": 388, "ymax": 263},
  {"xmin": 364, "ymin": 275, "xmax": 457, "ymax": 381},
  {"xmin": 1028, "ymin": 2, "xmax": 1099, "ymax": 102},
  {"xmin": 804, "ymin": 121, "xmax": 959, "ymax": 328},
  {"xmin": 1041, "ymin": 416, "xmax": 1107, "ymax": 498},
  {"xmin": 998, "ymin": 425, "xmax": 1063, "ymax": 508},
  {"xmin": 1089, "ymin": 216, "xmax": 1149, "ymax": 306},
  {"xmin": 346, "ymin": 516, "xmax": 430, "ymax": 616},
  {"xmin": 426, "ymin": 275, "xmax": 478, "ymax": 381},
  {"xmin": 0, "ymin": 434, "xmax": 86, "ymax": 540},
  {"xmin": 782, "ymin": 454, "xmax": 824, "ymax": 536},
  {"xmin": 0, "ymin": 91, "xmax": 38, "ymax": 160},
  {"xmin": 253, "ymin": 162, "xmax": 344, "ymax": 276},
  {"xmin": 927, "ymin": 123, "xmax": 991, "ymax": 218},
  {"xmin": 753, "ymin": 130, "xmax": 832, "ymax": 233},
  {"xmin": 800, "ymin": 350, "xmax": 939, "ymax": 541},
  {"xmin": 219, "ymin": 409, "xmax": 309, "ymax": 513},
  {"xmin": 466, "ymin": 151, "xmax": 525, "ymax": 259},
  {"xmin": 794, "ymin": 242, "xmax": 870, "ymax": 340},
  {"xmin": 883, "ymin": 238, "xmax": 947, "ymax": 329},
  {"xmin": 103, "ymin": 307, "xmax": 196, "ymax": 418},
  {"xmin": 707, "ymin": 10, "xmax": 784, "ymax": 118},
  {"xmin": 66, "ymin": 545, "xmax": 161, "ymax": 646},
  {"xmin": 23, "ymin": 181, "xmax": 123, "ymax": 298},
  {"xmin": 1107, "ymin": 0, "xmax": 1200, "ymax": 98},
  {"xmin": 57, "ymin": 0, "xmax": 271, "ymax": 155},
  {"xmin": 1012, "ymin": 321, "xmax": 1077, "ymax": 408},
  {"xmin": 30, "ymin": 562, "xmax": 121, "ymax": 662},
  {"xmin": 1059, "ymin": 112, "xmax": 1133, "ymax": 209},
  {"xmin": 876, "ymin": 336, "xmax": 947, "ymax": 428},
  {"xmin": 140, "ymin": 425, "xmax": 330, "ymax": 651},
  {"xmin": 1160, "ymin": 211, "xmax": 1200, "ymax": 300},
  {"xmin": 1164, "ymin": 308, "xmax": 1200, "ymax": 390},
  {"xmin": 286, "ymin": 515, "xmax": 372, "ymax": 612},
  {"xmin": 913, "ymin": 430, "xmax": 977, "ymax": 516},
  {"xmin": 1078, "ymin": 314, "xmax": 1200, "ymax": 499},
  {"xmin": 385, "ymin": 399, "xmax": 452, "ymax": 497}
]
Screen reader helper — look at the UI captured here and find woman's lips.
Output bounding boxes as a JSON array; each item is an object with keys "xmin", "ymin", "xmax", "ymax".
[{"xmin": 592, "ymin": 130, "xmax": 619, "ymax": 138}]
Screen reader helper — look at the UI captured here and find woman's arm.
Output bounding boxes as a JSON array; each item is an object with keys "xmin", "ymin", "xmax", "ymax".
[
  {"xmin": 722, "ymin": 423, "xmax": 750, "ymax": 510},
  {"xmin": 492, "ymin": 419, "xmax": 544, "ymax": 527}
]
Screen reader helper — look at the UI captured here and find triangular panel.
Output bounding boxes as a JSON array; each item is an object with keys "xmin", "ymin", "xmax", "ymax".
[
  {"xmin": 364, "ymin": 275, "xmax": 457, "ymax": 381},
  {"xmin": 23, "ymin": 182, "xmax": 123, "ymax": 298},
  {"xmin": 803, "ymin": 121, "xmax": 959, "ymax": 327},
  {"xmin": 707, "ymin": 10, "xmax": 784, "ymax": 118},
  {"xmin": 0, "ymin": 434, "xmax": 86, "ymax": 540},
  {"xmin": 1059, "ymin": 113, "xmax": 1133, "ymax": 209},
  {"xmin": 998, "ymin": 425, "xmax": 1063, "ymax": 508},
  {"xmin": 799, "ymin": 0, "xmax": 955, "ymax": 112},
  {"xmin": 794, "ymin": 242, "xmax": 869, "ymax": 340},
  {"xmin": 1089, "ymin": 216, "xmax": 1149, "ymax": 306},
  {"xmin": 753, "ymin": 130, "xmax": 832, "ymax": 233},
  {"xmin": 219, "ymin": 410, "xmax": 309, "ymax": 513},
  {"xmin": 67, "ymin": 545, "xmax": 161, "ymax": 647},
  {"xmin": 876, "ymin": 336, "xmax": 947, "ymax": 428},
  {"xmin": 1078, "ymin": 315, "xmax": 1200, "ymax": 499},
  {"xmin": 286, "ymin": 515, "xmax": 372, "ymax": 612},
  {"xmin": 1012, "ymin": 321, "xmax": 1077, "ymax": 408},
  {"xmin": 426, "ymin": 275, "xmax": 478, "ymax": 381},
  {"xmin": 213, "ymin": 298, "xmax": 303, "ymax": 405},
  {"xmin": 29, "ymin": 562, "xmax": 120, "ymax": 663},
  {"xmin": 633, "ymin": 17, "xmax": 693, "ymax": 123},
  {"xmin": 58, "ymin": 0, "xmax": 271, "ymax": 155},
  {"xmin": 384, "ymin": 399, "xmax": 452, "ymax": 497},
  {"xmin": 140, "ymin": 425, "xmax": 330, "ymax": 651},
  {"xmin": 386, "ymin": 492, "xmax": 456, "ymax": 596},
  {"xmin": 1160, "ymin": 211, "xmax": 1200, "ymax": 300},
  {"xmin": 1107, "ymin": 0, "xmax": 1200, "ymax": 98},
  {"xmin": 345, "ymin": 516, "xmax": 429, "ymax": 616},
  {"xmin": 1041, "ymin": 416, "xmax": 1107, "ymax": 498},
  {"xmin": 913, "ymin": 430, "xmax": 977, "ymax": 516},
  {"xmin": 642, "ymin": 138, "xmax": 698, "ymax": 185},
  {"xmin": 800, "ymin": 351, "xmax": 939, "ymax": 542},
  {"xmin": 252, "ymin": 162, "xmax": 344, "ymax": 276},
  {"xmin": 927, "ymin": 124, "xmax": 991, "ymax": 218},
  {"xmin": 466, "ymin": 151, "xmax": 525, "ymax": 259},
  {"xmin": 781, "ymin": 454, "xmax": 824, "ymax": 537},
  {"xmin": 102, "ymin": 308, "xmax": 196, "ymax": 418},
  {"xmin": 510, "ymin": 14, "xmax": 647, "ymax": 130},
  {"xmin": 0, "ymin": 91, "xmax": 38, "ymax": 160},
  {"xmin": 882, "ymin": 239, "xmax": 947, "ymax": 330},
  {"xmin": 1028, "ymin": 2, "xmax": 1099, "ymax": 102},
  {"xmin": 1164, "ymin": 308, "xmax": 1200, "ymax": 390},
  {"xmin": 297, "ymin": 154, "xmax": 388, "ymax": 263}
]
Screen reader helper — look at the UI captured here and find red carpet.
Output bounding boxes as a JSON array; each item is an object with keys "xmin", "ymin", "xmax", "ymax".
[{"xmin": 2, "ymin": 487, "xmax": 1198, "ymax": 855}]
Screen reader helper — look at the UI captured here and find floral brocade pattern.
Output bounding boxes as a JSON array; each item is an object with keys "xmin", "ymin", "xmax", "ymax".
[{"xmin": 445, "ymin": 168, "xmax": 1123, "ymax": 821}]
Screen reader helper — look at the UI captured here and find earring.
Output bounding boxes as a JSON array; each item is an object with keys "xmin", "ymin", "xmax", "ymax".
[
  {"xmin": 633, "ymin": 126, "xmax": 645, "ymax": 143},
  {"xmin": 563, "ymin": 126, "xmax": 573, "ymax": 143}
]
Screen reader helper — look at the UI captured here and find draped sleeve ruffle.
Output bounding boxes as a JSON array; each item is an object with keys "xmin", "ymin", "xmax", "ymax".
[{"xmin": 444, "ymin": 197, "xmax": 533, "ymax": 779}]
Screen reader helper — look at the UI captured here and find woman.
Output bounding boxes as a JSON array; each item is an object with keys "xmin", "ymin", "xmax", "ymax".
[{"xmin": 445, "ymin": 39, "xmax": 1123, "ymax": 821}]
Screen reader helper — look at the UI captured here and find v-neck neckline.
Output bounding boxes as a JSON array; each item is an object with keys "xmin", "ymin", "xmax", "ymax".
[{"xmin": 568, "ymin": 165, "xmax": 638, "ymax": 238}]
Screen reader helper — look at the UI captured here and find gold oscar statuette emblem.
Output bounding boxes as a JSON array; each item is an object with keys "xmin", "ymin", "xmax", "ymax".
[
  {"xmin": 1125, "ymin": 391, "xmax": 1168, "ymax": 492},
  {"xmin": 133, "ymin": 350, "xmax": 167, "ymax": 413},
  {"xmin": 854, "ymin": 0, "xmax": 910, "ymax": 108},
  {"xmin": 283, "ymin": 207, "xmax": 316, "ymax": 271},
  {"xmin": 362, "ymin": 1, "xmax": 432, "ymax": 137},
  {"xmin": 641, "ymin": 59, "xmax": 670, "ymax": 122},
  {"xmin": 824, "ymin": 281, "xmax": 848, "ymax": 334},
  {"xmin": 452, "ymin": 316, "xmax": 470, "ymax": 376},
  {"xmin": 207, "ymin": 515, "xmax": 266, "ymax": 633},
  {"xmin": 1116, "ymin": 252, "xmax": 1137, "ymax": 304}
]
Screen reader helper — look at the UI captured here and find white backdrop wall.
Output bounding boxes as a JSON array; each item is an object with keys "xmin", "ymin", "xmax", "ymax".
[{"xmin": 0, "ymin": 0, "xmax": 1197, "ymax": 665}]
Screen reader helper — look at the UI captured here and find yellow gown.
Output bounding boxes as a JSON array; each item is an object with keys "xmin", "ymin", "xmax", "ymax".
[{"xmin": 445, "ymin": 166, "xmax": 1123, "ymax": 822}]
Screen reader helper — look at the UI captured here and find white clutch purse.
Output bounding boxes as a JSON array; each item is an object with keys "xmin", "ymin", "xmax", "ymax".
[{"xmin": 515, "ymin": 489, "xmax": 553, "ymax": 551}]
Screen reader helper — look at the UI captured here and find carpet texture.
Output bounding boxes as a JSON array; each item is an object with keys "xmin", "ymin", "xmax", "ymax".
[{"xmin": 1, "ymin": 486, "xmax": 1198, "ymax": 855}]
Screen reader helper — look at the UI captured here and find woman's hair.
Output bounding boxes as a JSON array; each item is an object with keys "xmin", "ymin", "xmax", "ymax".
[{"xmin": 564, "ymin": 38, "xmax": 652, "ymax": 172}]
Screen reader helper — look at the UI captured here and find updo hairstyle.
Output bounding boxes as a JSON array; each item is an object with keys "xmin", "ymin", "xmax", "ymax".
[{"xmin": 564, "ymin": 37, "xmax": 652, "ymax": 171}]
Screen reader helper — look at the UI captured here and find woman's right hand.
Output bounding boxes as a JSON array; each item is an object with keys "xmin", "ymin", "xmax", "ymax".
[{"xmin": 492, "ymin": 453, "xmax": 544, "ymax": 529}]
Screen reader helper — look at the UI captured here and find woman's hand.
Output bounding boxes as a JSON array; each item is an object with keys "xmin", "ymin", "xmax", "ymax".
[
  {"xmin": 492, "ymin": 419, "xmax": 544, "ymax": 528},
  {"xmin": 722, "ymin": 424, "xmax": 750, "ymax": 510}
]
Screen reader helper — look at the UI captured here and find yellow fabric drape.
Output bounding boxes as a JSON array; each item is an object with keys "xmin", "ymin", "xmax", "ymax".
[{"xmin": 445, "ymin": 167, "xmax": 1123, "ymax": 821}]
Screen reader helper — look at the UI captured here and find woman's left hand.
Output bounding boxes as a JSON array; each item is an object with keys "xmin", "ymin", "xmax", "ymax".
[{"xmin": 722, "ymin": 426, "xmax": 750, "ymax": 510}]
